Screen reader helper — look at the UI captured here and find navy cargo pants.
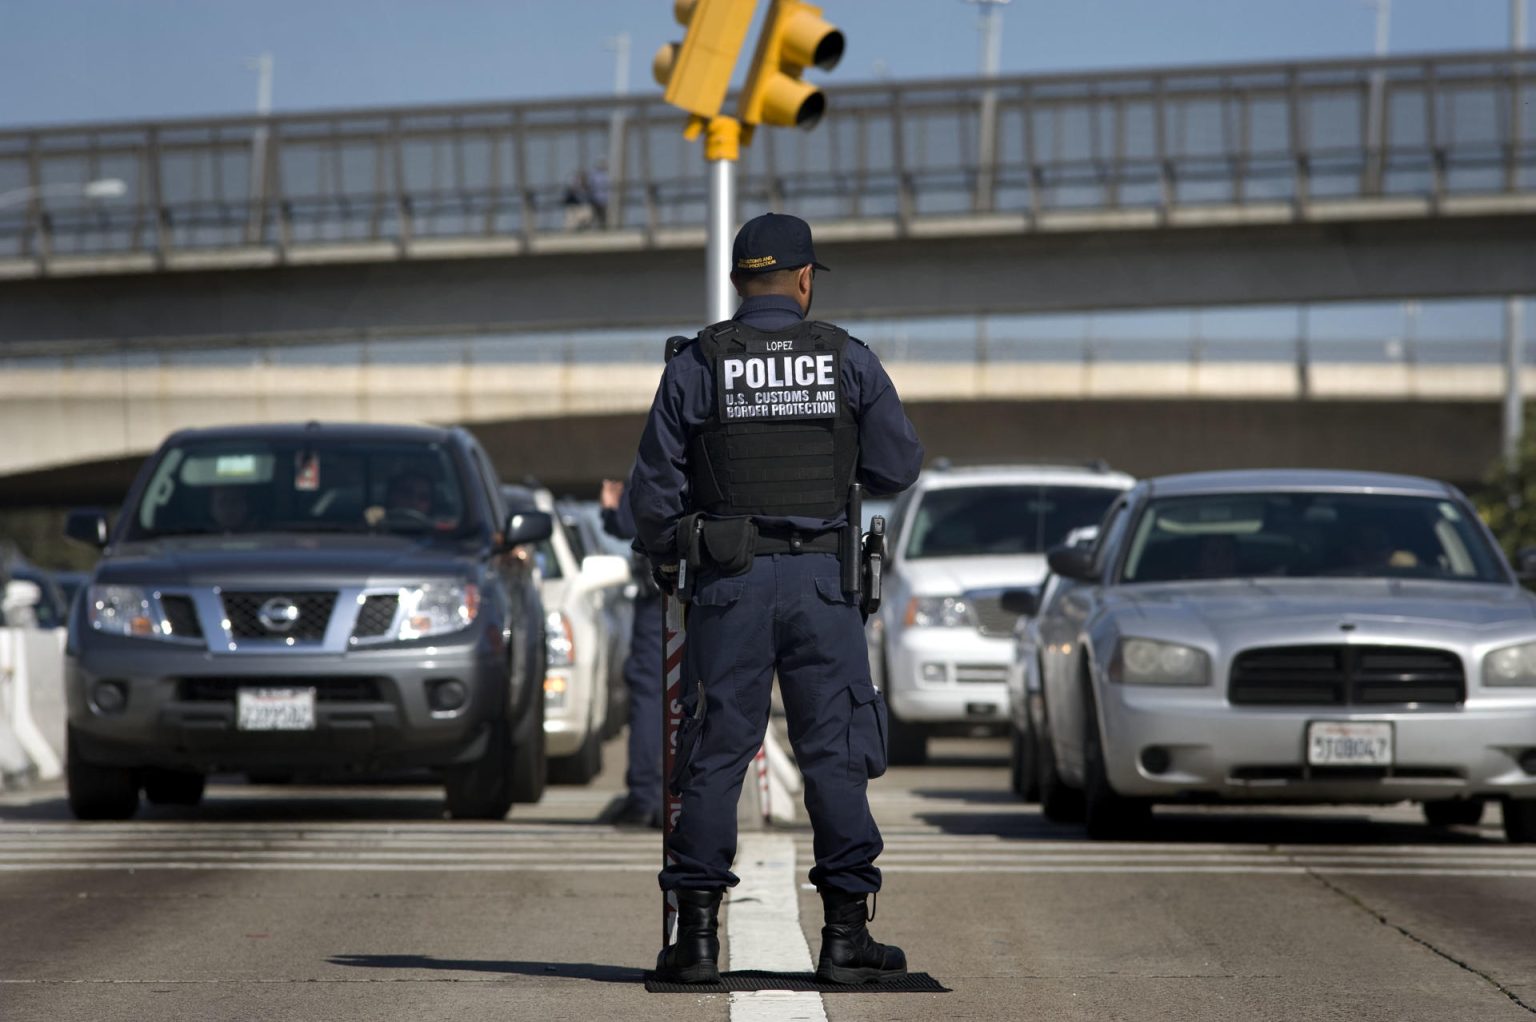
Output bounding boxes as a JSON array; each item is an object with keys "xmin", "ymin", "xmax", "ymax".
[
  {"xmin": 659, "ymin": 551, "xmax": 889, "ymax": 894},
  {"xmin": 622, "ymin": 593, "xmax": 663, "ymax": 813}
]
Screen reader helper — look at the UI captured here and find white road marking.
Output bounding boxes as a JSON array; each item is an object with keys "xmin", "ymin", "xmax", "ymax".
[{"xmin": 728, "ymin": 832, "xmax": 826, "ymax": 1022}]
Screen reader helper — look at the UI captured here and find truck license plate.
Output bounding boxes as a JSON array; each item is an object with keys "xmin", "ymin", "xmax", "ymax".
[
  {"xmin": 237, "ymin": 687, "xmax": 317, "ymax": 731},
  {"xmin": 1306, "ymin": 721, "xmax": 1392, "ymax": 766}
]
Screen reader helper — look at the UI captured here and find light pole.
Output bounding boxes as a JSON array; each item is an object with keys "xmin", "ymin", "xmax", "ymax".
[
  {"xmin": 603, "ymin": 31, "xmax": 631, "ymax": 228},
  {"xmin": 244, "ymin": 53, "xmax": 274, "ymax": 242},
  {"xmin": 1505, "ymin": 0, "xmax": 1529, "ymax": 469},
  {"xmin": 1360, "ymin": 0, "xmax": 1391, "ymax": 193},
  {"xmin": 965, "ymin": 0, "xmax": 1010, "ymax": 212},
  {"xmin": 0, "ymin": 178, "xmax": 128, "ymax": 211}
]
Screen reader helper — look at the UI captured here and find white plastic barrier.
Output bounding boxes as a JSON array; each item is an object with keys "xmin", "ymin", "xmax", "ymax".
[{"xmin": 0, "ymin": 628, "xmax": 67, "ymax": 785}]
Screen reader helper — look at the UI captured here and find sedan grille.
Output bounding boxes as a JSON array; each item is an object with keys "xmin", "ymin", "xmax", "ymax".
[
  {"xmin": 1229, "ymin": 645, "xmax": 1465, "ymax": 707},
  {"xmin": 221, "ymin": 591, "xmax": 336, "ymax": 641},
  {"xmin": 966, "ymin": 592, "xmax": 1019, "ymax": 638}
]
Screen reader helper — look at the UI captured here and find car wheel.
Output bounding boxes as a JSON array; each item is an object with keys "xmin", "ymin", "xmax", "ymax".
[
  {"xmin": 1423, "ymin": 798, "xmax": 1485, "ymax": 828},
  {"xmin": 886, "ymin": 710, "xmax": 928, "ymax": 767},
  {"xmin": 549, "ymin": 726, "xmax": 602, "ymax": 786},
  {"xmin": 1036, "ymin": 704, "xmax": 1083, "ymax": 823},
  {"xmin": 1082, "ymin": 681, "xmax": 1152, "ymax": 840},
  {"xmin": 444, "ymin": 719, "xmax": 516, "ymax": 820},
  {"xmin": 1009, "ymin": 717, "xmax": 1038, "ymax": 802},
  {"xmin": 1502, "ymin": 798, "xmax": 1536, "ymax": 843},
  {"xmin": 508, "ymin": 674, "xmax": 547, "ymax": 804},
  {"xmin": 143, "ymin": 768, "xmax": 206, "ymax": 807},
  {"xmin": 66, "ymin": 727, "xmax": 140, "ymax": 821}
]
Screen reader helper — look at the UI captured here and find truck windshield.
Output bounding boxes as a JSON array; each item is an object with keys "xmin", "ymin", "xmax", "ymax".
[
  {"xmin": 905, "ymin": 485, "xmax": 1120, "ymax": 559},
  {"xmin": 1120, "ymin": 492, "xmax": 1507, "ymax": 584},
  {"xmin": 126, "ymin": 438, "xmax": 473, "ymax": 540}
]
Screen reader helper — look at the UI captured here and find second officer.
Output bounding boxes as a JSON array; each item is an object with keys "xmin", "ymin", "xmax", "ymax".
[{"xmin": 629, "ymin": 212, "xmax": 924, "ymax": 985}]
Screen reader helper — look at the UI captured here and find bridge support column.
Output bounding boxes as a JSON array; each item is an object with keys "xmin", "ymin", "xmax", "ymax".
[{"xmin": 1506, "ymin": 296, "xmax": 1527, "ymax": 471}]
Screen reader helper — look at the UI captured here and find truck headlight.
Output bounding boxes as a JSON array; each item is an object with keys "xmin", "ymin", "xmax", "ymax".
[
  {"xmin": 545, "ymin": 610, "xmax": 575, "ymax": 668},
  {"xmin": 1484, "ymin": 642, "xmax": 1536, "ymax": 686},
  {"xmin": 396, "ymin": 583, "xmax": 479, "ymax": 640},
  {"xmin": 1112, "ymin": 638, "xmax": 1210, "ymax": 686},
  {"xmin": 905, "ymin": 596, "xmax": 972, "ymax": 629},
  {"xmin": 87, "ymin": 585, "xmax": 165, "ymax": 639}
]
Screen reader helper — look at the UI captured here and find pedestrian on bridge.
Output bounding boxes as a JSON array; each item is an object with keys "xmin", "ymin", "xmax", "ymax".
[{"xmin": 629, "ymin": 212, "xmax": 924, "ymax": 985}]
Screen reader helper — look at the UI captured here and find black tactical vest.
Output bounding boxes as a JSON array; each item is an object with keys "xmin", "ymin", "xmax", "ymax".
[{"xmin": 679, "ymin": 320, "xmax": 859, "ymax": 519}]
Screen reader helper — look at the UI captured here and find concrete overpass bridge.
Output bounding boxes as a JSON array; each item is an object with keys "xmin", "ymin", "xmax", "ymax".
[
  {"xmin": 2, "ymin": 50, "xmax": 1535, "ymax": 352},
  {"xmin": 0, "ymin": 331, "xmax": 1514, "ymax": 507}
]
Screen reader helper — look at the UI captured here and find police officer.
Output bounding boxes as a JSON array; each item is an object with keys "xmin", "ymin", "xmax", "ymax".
[
  {"xmin": 598, "ymin": 474, "xmax": 664, "ymax": 828},
  {"xmin": 629, "ymin": 212, "xmax": 924, "ymax": 985}
]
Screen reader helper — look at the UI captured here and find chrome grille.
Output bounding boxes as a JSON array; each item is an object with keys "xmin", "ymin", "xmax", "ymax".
[
  {"xmin": 221, "ymin": 591, "xmax": 336, "ymax": 641},
  {"xmin": 1229, "ymin": 646, "xmax": 1465, "ymax": 707},
  {"xmin": 967, "ymin": 592, "xmax": 1020, "ymax": 637},
  {"xmin": 954, "ymin": 664, "xmax": 1009, "ymax": 685}
]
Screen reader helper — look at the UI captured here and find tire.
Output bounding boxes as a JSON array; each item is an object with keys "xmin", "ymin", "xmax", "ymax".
[
  {"xmin": 66, "ymin": 727, "xmax": 140, "ymax": 821},
  {"xmin": 1036, "ymin": 705, "xmax": 1084, "ymax": 823},
  {"xmin": 143, "ymin": 768, "xmax": 206, "ymax": 807},
  {"xmin": 549, "ymin": 726, "xmax": 602, "ymax": 786},
  {"xmin": 1423, "ymin": 798, "xmax": 1485, "ymax": 828},
  {"xmin": 1082, "ymin": 680, "xmax": 1152, "ymax": 841},
  {"xmin": 508, "ymin": 681, "xmax": 547, "ymax": 804},
  {"xmin": 886, "ymin": 710, "xmax": 928, "ymax": 767},
  {"xmin": 1502, "ymin": 798, "xmax": 1536, "ymax": 843},
  {"xmin": 1009, "ymin": 717, "xmax": 1038, "ymax": 802},
  {"xmin": 444, "ymin": 719, "xmax": 516, "ymax": 820}
]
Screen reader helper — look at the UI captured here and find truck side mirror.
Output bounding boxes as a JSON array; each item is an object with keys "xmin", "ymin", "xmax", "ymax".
[
  {"xmin": 65, "ymin": 509, "xmax": 109, "ymax": 548},
  {"xmin": 504, "ymin": 511, "xmax": 553, "ymax": 548}
]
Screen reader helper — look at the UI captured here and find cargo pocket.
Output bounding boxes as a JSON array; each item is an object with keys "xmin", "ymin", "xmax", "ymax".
[
  {"xmin": 848, "ymin": 683, "xmax": 889, "ymax": 780},
  {"xmin": 669, "ymin": 713, "xmax": 704, "ymax": 796},
  {"xmin": 693, "ymin": 576, "xmax": 745, "ymax": 609}
]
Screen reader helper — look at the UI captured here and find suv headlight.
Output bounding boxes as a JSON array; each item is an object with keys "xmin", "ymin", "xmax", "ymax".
[
  {"xmin": 545, "ymin": 610, "xmax": 575, "ymax": 668},
  {"xmin": 396, "ymin": 583, "xmax": 479, "ymax": 640},
  {"xmin": 88, "ymin": 585, "xmax": 167, "ymax": 639},
  {"xmin": 1112, "ymin": 638, "xmax": 1210, "ymax": 686},
  {"xmin": 1484, "ymin": 642, "xmax": 1536, "ymax": 687},
  {"xmin": 905, "ymin": 596, "xmax": 972, "ymax": 629}
]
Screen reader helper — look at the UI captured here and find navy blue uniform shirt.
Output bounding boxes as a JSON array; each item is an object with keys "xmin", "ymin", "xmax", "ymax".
[{"xmin": 629, "ymin": 294, "xmax": 924, "ymax": 560}]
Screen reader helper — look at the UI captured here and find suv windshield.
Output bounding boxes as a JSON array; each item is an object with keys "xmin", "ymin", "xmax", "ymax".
[
  {"xmin": 1121, "ymin": 492, "xmax": 1506, "ymax": 584},
  {"xmin": 905, "ymin": 485, "xmax": 1121, "ymax": 559},
  {"xmin": 126, "ymin": 437, "xmax": 473, "ymax": 540}
]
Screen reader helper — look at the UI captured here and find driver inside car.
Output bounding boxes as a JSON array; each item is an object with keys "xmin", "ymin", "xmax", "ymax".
[{"xmin": 384, "ymin": 471, "xmax": 436, "ymax": 519}]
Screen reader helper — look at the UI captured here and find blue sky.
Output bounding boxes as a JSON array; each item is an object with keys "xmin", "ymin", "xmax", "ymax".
[{"xmin": 0, "ymin": 0, "xmax": 1522, "ymax": 128}]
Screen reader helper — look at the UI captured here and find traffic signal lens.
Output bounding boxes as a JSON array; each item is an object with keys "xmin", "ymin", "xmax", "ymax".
[{"xmin": 812, "ymin": 29, "xmax": 844, "ymax": 70}]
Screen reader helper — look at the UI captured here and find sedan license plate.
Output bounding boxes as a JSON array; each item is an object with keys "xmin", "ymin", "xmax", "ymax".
[
  {"xmin": 237, "ymin": 687, "xmax": 317, "ymax": 731},
  {"xmin": 1306, "ymin": 721, "xmax": 1393, "ymax": 767}
]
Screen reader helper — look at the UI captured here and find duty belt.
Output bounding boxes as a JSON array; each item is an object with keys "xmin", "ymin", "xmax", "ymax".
[{"xmin": 754, "ymin": 529, "xmax": 841, "ymax": 556}]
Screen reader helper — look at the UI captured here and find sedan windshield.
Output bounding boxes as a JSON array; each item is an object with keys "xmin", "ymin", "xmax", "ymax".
[
  {"xmin": 1121, "ymin": 492, "xmax": 1506, "ymax": 584},
  {"xmin": 126, "ymin": 438, "xmax": 473, "ymax": 540},
  {"xmin": 905, "ymin": 485, "xmax": 1121, "ymax": 559}
]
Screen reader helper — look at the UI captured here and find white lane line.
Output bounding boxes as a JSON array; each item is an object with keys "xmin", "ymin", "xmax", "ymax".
[{"xmin": 728, "ymin": 832, "xmax": 826, "ymax": 1022}]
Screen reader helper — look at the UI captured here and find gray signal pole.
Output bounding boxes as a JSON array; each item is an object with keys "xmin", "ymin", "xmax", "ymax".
[
  {"xmin": 966, "ymin": 0, "xmax": 1010, "ymax": 212},
  {"xmin": 1505, "ymin": 0, "xmax": 1527, "ymax": 469},
  {"xmin": 244, "ymin": 53, "xmax": 274, "ymax": 243},
  {"xmin": 604, "ymin": 32, "xmax": 631, "ymax": 228}
]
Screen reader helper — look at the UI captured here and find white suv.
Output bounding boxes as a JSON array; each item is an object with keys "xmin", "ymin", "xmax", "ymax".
[{"xmin": 868, "ymin": 463, "xmax": 1134, "ymax": 764}]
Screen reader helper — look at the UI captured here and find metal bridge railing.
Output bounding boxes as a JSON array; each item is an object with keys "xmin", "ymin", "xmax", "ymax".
[{"xmin": 1, "ymin": 50, "xmax": 1532, "ymax": 265}]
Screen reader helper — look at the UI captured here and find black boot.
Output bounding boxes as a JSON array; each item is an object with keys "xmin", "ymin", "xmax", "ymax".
[
  {"xmin": 815, "ymin": 888, "xmax": 907, "ymax": 985},
  {"xmin": 655, "ymin": 888, "xmax": 723, "ymax": 983}
]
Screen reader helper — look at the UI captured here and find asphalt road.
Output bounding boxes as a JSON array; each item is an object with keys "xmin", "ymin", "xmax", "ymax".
[{"xmin": 2, "ymin": 737, "xmax": 1534, "ymax": 1022}]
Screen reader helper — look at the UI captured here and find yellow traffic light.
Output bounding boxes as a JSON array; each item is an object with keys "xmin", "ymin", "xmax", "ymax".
[
  {"xmin": 738, "ymin": 0, "xmax": 844, "ymax": 135},
  {"xmin": 653, "ymin": 0, "xmax": 760, "ymax": 121}
]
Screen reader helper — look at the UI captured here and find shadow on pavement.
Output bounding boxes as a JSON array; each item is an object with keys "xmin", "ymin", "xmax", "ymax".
[
  {"xmin": 913, "ymin": 806, "xmax": 1510, "ymax": 846},
  {"xmin": 327, "ymin": 954, "xmax": 645, "ymax": 984}
]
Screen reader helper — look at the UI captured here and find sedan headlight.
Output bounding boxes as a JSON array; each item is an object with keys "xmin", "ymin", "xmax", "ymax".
[
  {"xmin": 905, "ymin": 596, "xmax": 973, "ymax": 629},
  {"xmin": 1112, "ymin": 638, "xmax": 1210, "ymax": 686},
  {"xmin": 396, "ymin": 583, "xmax": 479, "ymax": 640},
  {"xmin": 88, "ymin": 585, "xmax": 165, "ymax": 639},
  {"xmin": 1484, "ymin": 642, "xmax": 1536, "ymax": 687}
]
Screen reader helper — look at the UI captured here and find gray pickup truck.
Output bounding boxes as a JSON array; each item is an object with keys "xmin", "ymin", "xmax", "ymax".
[{"xmin": 63, "ymin": 422, "xmax": 552, "ymax": 820}]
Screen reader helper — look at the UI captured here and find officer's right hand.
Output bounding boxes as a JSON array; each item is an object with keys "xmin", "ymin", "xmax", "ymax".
[{"xmin": 652, "ymin": 561, "xmax": 679, "ymax": 595}]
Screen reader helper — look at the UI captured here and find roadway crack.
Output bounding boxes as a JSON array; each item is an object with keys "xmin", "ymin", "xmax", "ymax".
[{"xmin": 1303, "ymin": 867, "xmax": 1536, "ymax": 1016}]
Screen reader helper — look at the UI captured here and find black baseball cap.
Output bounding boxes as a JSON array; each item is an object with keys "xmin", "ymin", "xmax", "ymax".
[{"xmin": 731, "ymin": 212, "xmax": 830, "ymax": 276}]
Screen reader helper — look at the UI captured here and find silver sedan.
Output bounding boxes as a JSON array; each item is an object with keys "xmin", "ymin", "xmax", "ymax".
[{"xmin": 1006, "ymin": 469, "xmax": 1536, "ymax": 842}]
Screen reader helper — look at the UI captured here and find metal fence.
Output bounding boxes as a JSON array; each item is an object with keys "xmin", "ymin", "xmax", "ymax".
[{"xmin": 2, "ymin": 50, "xmax": 1533, "ymax": 264}]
